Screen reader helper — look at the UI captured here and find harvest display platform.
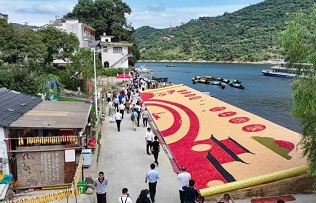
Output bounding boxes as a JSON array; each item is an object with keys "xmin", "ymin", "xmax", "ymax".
[{"xmin": 140, "ymin": 84, "xmax": 308, "ymax": 197}]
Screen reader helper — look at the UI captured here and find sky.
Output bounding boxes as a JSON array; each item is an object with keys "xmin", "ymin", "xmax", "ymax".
[{"xmin": 1, "ymin": 0, "xmax": 264, "ymax": 29}]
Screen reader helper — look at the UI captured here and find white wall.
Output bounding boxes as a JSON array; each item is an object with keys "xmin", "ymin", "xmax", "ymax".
[
  {"xmin": 101, "ymin": 46, "xmax": 129, "ymax": 68},
  {"xmin": 0, "ymin": 128, "xmax": 9, "ymax": 174},
  {"xmin": 53, "ymin": 20, "xmax": 95, "ymax": 48}
]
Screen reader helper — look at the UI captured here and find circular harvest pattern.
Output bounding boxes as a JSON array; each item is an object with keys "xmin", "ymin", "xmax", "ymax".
[
  {"xmin": 191, "ymin": 144, "xmax": 212, "ymax": 152},
  {"xmin": 229, "ymin": 117, "xmax": 250, "ymax": 124},
  {"xmin": 177, "ymin": 89, "xmax": 188, "ymax": 92},
  {"xmin": 209, "ymin": 107, "xmax": 226, "ymax": 112},
  {"xmin": 218, "ymin": 111, "xmax": 237, "ymax": 117},
  {"xmin": 242, "ymin": 124, "xmax": 266, "ymax": 132},
  {"xmin": 180, "ymin": 91, "xmax": 192, "ymax": 94},
  {"xmin": 184, "ymin": 94, "xmax": 196, "ymax": 97},
  {"xmin": 189, "ymin": 96, "xmax": 202, "ymax": 100}
]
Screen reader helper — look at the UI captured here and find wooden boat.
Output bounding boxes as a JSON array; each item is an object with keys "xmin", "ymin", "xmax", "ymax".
[
  {"xmin": 193, "ymin": 79, "xmax": 210, "ymax": 84},
  {"xmin": 152, "ymin": 76, "xmax": 168, "ymax": 82},
  {"xmin": 229, "ymin": 82, "xmax": 245, "ymax": 90},
  {"xmin": 192, "ymin": 76, "xmax": 201, "ymax": 81},
  {"xmin": 204, "ymin": 76, "xmax": 213, "ymax": 80}
]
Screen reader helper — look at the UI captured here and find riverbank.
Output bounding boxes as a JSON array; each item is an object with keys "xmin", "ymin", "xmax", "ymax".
[{"xmin": 138, "ymin": 59, "xmax": 283, "ymax": 65}]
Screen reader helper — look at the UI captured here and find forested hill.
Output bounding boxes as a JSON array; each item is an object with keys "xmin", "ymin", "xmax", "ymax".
[{"xmin": 133, "ymin": 0, "xmax": 316, "ymax": 62}]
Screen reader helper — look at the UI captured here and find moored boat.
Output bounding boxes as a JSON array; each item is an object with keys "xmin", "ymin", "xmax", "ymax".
[
  {"xmin": 229, "ymin": 82, "xmax": 245, "ymax": 90},
  {"xmin": 152, "ymin": 76, "xmax": 168, "ymax": 82},
  {"xmin": 135, "ymin": 65, "xmax": 154, "ymax": 73},
  {"xmin": 193, "ymin": 79, "xmax": 210, "ymax": 84}
]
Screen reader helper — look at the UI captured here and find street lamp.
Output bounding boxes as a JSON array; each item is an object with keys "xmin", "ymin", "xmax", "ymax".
[
  {"xmin": 92, "ymin": 47, "xmax": 98, "ymax": 119},
  {"xmin": 89, "ymin": 40, "xmax": 101, "ymax": 120}
]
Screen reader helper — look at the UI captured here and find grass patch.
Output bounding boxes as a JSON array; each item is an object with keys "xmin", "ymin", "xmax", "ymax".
[
  {"xmin": 97, "ymin": 131, "xmax": 102, "ymax": 163},
  {"xmin": 252, "ymin": 136, "xmax": 292, "ymax": 160},
  {"xmin": 59, "ymin": 97, "xmax": 85, "ymax": 102}
]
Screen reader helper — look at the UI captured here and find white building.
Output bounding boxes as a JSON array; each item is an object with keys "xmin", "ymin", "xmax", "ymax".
[
  {"xmin": 100, "ymin": 33, "xmax": 132, "ymax": 68},
  {"xmin": 50, "ymin": 17, "xmax": 95, "ymax": 48}
]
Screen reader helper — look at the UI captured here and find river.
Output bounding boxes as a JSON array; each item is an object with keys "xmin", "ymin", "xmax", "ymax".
[{"xmin": 136, "ymin": 62, "xmax": 302, "ymax": 133}]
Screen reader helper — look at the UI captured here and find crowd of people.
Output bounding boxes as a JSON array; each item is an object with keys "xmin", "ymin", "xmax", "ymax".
[{"xmin": 93, "ymin": 73, "xmax": 287, "ymax": 203}]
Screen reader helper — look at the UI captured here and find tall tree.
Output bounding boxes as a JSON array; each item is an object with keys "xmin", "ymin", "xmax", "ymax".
[
  {"xmin": 37, "ymin": 26, "xmax": 80, "ymax": 65},
  {"xmin": 65, "ymin": 0, "xmax": 140, "ymax": 65},
  {"xmin": 65, "ymin": 0, "xmax": 132, "ymax": 41},
  {"xmin": 0, "ymin": 19, "xmax": 18, "ymax": 62},
  {"xmin": 0, "ymin": 63, "xmax": 41, "ymax": 95},
  {"xmin": 15, "ymin": 28, "xmax": 48, "ymax": 65},
  {"xmin": 279, "ymin": 6, "xmax": 316, "ymax": 187}
]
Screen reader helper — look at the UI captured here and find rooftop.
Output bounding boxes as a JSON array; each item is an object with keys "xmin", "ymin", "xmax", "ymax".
[
  {"xmin": 0, "ymin": 88, "xmax": 42, "ymax": 127},
  {"xmin": 9, "ymin": 101, "xmax": 91, "ymax": 129}
]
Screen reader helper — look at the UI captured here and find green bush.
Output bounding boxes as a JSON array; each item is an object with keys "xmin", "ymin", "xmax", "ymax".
[{"xmin": 101, "ymin": 68, "xmax": 124, "ymax": 77}]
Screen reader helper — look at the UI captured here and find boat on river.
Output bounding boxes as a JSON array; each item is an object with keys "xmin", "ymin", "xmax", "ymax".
[
  {"xmin": 229, "ymin": 82, "xmax": 245, "ymax": 90},
  {"xmin": 152, "ymin": 76, "xmax": 168, "ymax": 82},
  {"xmin": 262, "ymin": 65, "xmax": 296, "ymax": 78},
  {"xmin": 135, "ymin": 65, "xmax": 153, "ymax": 73}
]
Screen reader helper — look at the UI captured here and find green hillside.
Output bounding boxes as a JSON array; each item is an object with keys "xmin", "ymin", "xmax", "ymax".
[{"xmin": 133, "ymin": 0, "xmax": 316, "ymax": 62}]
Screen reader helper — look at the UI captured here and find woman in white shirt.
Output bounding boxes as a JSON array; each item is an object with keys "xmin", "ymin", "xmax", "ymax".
[{"xmin": 115, "ymin": 110, "xmax": 123, "ymax": 132}]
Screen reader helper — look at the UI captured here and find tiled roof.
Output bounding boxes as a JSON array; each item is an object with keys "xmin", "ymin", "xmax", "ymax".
[{"xmin": 0, "ymin": 88, "xmax": 42, "ymax": 127}]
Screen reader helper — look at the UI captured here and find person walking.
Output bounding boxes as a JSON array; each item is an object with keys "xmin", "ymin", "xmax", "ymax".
[
  {"xmin": 145, "ymin": 163, "xmax": 159, "ymax": 203},
  {"xmin": 145, "ymin": 127, "xmax": 153, "ymax": 155},
  {"xmin": 131, "ymin": 109, "xmax": 138, "ymax": 131},
  {"xmin": 119, "ymin": 102, "xmax": 126, "ymax": 119},
  {"xmin": 182, "ymin": 180, "xmax": 199, "ymax": 203},
  {"xmin": 125, "ymin": 99, "xmax": 131, "ymax": 114},
  {"xmin": 135, "ymin": 103, "xmax": 141, "ymax": 127},
  {"xmin": 109, "ymin": 104, "xmax": 116, "ymax": 123},
  {"xmin": 151, "ymin": 136, "xmax": 160, "ymax": 166},
  {"xmin": 94, "ymin": 171, "xmax": 108, "ymax": 203},
  {"xmin": 177, "ymin": 166, "xmax": 191, "ymax": 203},
  {"xmin": 141, "ymin": 108, "xmax": 150, "ymax": 127},
  {"xmin": 135, "ymin": 189, "xmax": 151, "ymax": 203},
  {"xmin": 119, "ymin": 188, "xmax": 133, "ymax": 203},
  {"xmin": 113, "ymin": 96, "xmax": 119, "ymax": 111},
  {"xmin": 106, "ymin": 91, "xmax": 112, "ymax": 103},
  {"xmin": 115, "ymin": 110, "xmax": 123, "ymax": 132}
]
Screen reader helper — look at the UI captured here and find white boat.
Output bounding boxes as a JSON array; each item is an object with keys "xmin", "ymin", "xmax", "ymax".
[
  {"xmin": 262, "ymin": 62, "xmax": 312, "ymax": 78},
  {"xmin": 262, "ymin": 65, "xmax": 296, "ymax": 78},
  {"xmin": 135, "ymin": 65, "xmax": 153, "ymax": 73}
]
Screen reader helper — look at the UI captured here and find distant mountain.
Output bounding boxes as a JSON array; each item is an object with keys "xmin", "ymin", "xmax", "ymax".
[
  {"xmin": 133, "ymin": 0, "xmax": 316, "ymax": 62},
  {"xmin": 11, "ymin": 23, "xmax": 38, "ymax": 29}
]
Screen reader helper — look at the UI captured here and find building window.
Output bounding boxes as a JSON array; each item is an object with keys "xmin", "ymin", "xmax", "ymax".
[{"xmin": 113, "ymin": 47, "xmax": 122, "ymax": 53}]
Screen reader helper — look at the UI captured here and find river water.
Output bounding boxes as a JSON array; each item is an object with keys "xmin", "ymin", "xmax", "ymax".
[{"xmin": 136, "ymin": 62, "xmax": 302, "ymax": 133}]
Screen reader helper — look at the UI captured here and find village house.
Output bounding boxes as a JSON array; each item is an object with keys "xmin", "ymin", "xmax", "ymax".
[
  {"xmin": 100, "ymin": 33, "xmax": 132, "ymax": 68},
  {"xmin": 0, "ymin": 88, "xmax": 92, "ymax": 193},
  {"xmin": 50, "ymin": 17, "xmax": 95, "ymax": 49},
  {"xmin": 0, "ymin": 88, "xmax": 42, "ymax": 200}
]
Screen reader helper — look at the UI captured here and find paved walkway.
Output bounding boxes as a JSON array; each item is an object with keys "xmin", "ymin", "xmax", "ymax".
[
  {"xmin": 97, "ymin": 114, "xmax": 179, "ymax": 203},
  {"xmin": 70, "ymin": 111, "xmax": 315, "ymax": 203}
]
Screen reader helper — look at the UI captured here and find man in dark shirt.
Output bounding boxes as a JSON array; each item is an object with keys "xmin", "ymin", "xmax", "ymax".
[
  {"xmin": 151, "ymin": 136, "xmax": 160, "ymax": 166},
  {"xmin": 182, "ymin": 179, "xmax": 199, "ymax": 203}
]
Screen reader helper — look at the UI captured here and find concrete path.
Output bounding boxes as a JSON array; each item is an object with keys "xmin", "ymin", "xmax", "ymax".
[
  {"xmin": 69, "ymin": 111, "xmax": 316, "ymax": 203},
  {"xmin": 97, "ymin": 114, "xmax": 179, "ymax": 203}
]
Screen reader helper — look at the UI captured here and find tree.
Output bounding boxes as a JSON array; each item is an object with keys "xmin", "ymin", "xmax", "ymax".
[
  {"xmin": 65, "ymin": 0, "xmax": 140, "ymax": 66},
  {"xmin": 0, "ymin": 19, "xmax": 18, "ymax": 62},
  {"xmin": 0, "ymin": 63, "xmax": 41, "ymax": 95},
  {"xmin": 57, "ymin": 49, "xmax": 102, "ymax": 91},
  {"xmin": 14, "ymin": 28, "xmax": 47, "ymax": 65},
  {"xmin": 65, "ymin": 0, "xmax": 132, "ymax": 41},
  {"xmin": 279, "ymin": 6, "xmax": 316, "ymax": 187},
  {"xmin": 37, "ymin": 27, "xmax": 80, "ymax": 65}
]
